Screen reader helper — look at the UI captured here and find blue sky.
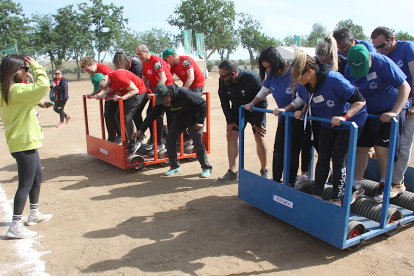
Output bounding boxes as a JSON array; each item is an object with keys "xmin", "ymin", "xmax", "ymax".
[{"xmin": 19, "ymin": 0, "xmax": 414, "ymax": 60}]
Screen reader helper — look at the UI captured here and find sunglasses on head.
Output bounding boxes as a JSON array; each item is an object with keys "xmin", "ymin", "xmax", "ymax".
[
  {"xmin": 21, "ymin": 66, "xmax": 29, "ymax": 72},
  {"xmin": 374, "ymin": 39, "xmax": 390, "ymax": 49}
]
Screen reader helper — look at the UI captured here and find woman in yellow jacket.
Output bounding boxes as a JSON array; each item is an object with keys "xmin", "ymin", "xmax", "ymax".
[{"xmin": 0, "ymin": 55, "xmax": 53, "ymax": 239}]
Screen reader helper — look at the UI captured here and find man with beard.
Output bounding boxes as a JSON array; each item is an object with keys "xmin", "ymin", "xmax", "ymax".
[{"xmin": 217, "ymin": 60, "xmax": 269, "ymax": 182}]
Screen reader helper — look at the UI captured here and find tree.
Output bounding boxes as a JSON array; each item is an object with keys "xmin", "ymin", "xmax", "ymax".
[
  {"xmin": 90, "ymin": 0, "xmax": 128, "ymax": 62},
  {"xmin": 167, "ymin": 0, "xmax": 237, "ymax": 61},
  {"xmin": 307, "ymin": 23, "xmax": 327, "ymax": 47},
  {"xmin": 137, "ymin": 28, "xmax": 174, "ymax": 56},
  {"xmin": 0, "ymin": 0, "xmax": 32, "ymax": 57},
  {"xmin": 31, "ymin": 13, "xmax": 60, "ymax": 72},
  {"xmin": 238, "ymin": 13, "xmax": 280, "ymax": 69},
  {"xmin": 283, "ymin": 35, "xmax": 308, "ymax": 47},
  {"xmin": 394, "ymin": 31, "xmax": 414, "ymax": 41},
  {"xmin": 113, "ymin": 28, "xmax": 140, "ymax": 57},
  {"xmin": 335, "ymin": 19, "xmax": 368, "ymax": 41}
]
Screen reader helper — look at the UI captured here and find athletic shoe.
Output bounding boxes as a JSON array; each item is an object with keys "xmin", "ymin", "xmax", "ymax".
[
  {"xmin": 6, "ymin": 224, "xmax": 37, "ymax": 239},
  {"xmin": 26, "ymin": 212, "xmax": 53, "ymax": 226},
  {"xmin": 329, "ymin": 199, "xmax": 342, "ymax": 207},
  {"xmin": 113, "ymin": 136, "xmax": 123, "ymax": 145},
  {"xmin": 126, "ymin": 142, "xmax": 141, "ymax": 155},
  {"xmin": 390, "ymin": 184, "xmax": 406, "ymax": 198},
  {"xmin": 165, "ymin": 167, "xmax": 181, "ymax": 176},
  {"xmin": 148, "ymin": 144, "xmax": 165, "ymax": 155},
  {"xmin": 65, "ymin": 115, "xmax": 71, "ymax": 124},
  {"xmin": 351, "ymin": 187, "xmax": 365, "ymax": 204},
  {"xmin": 137, "ymin": 133, "xmax": 147, "ymax": 143},
  {"xmin": 57, "ymin": 122, "xmax": 65, "ymax": 128},
  {"xmin": 260, "ymin": 168, "xmax": 269, "ymax": 179},
  {"xmin": 294, "ymin": 175, "xmax": 312, "ymax": 190},
  {"xmin": 218, "ymin": 169, "xmax": 238, "ymax": 182},
  {"xmin": 200, "ymin": 169, "xmax": 211, "ymax": 178},
  {"xmin": 373, "ymin": 182, "xmax": 385, "ymax": 201}
]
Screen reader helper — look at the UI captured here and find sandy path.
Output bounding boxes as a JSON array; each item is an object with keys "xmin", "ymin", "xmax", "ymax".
[{"xmin": 1, "ymin": 73, "xmax": 414, "ymax": 275}]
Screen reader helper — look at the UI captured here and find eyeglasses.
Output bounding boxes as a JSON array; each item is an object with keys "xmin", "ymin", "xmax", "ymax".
[
  {"xmin": 21, "ymin": 66, "xmax": 29, "ymax": 72},
  {"xmin": 219, "ymin": 72, "xmax": 232, "ymax": 79},
  {"xmin": 374, "ymin": 39, "xmax": 390, "ymax": 49}
]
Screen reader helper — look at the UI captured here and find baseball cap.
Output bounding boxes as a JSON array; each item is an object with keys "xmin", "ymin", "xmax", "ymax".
[
  {"xmin": 347, "ymin": 44, "xmax": 370, "ymax": 78},
  {"xmin": 162, "ymin": 48, "xmax": 175, "ymax": 60},
  {"xmin": 154, "ymin": 84, "xmax": 168, "ymax": 105},
  {"xmin": 91, "ymin": 73, "xmax": 104, "ymax": 93}
]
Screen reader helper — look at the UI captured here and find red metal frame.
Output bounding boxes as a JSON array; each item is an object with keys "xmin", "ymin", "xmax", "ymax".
[{"xmin": 83, "ymin": 93, "xmax": 211, "ymax": 171}]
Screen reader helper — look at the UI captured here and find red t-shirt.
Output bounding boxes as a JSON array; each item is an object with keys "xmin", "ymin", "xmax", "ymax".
[
  {"xmin": 108, "ymin": 69, "xmax": 147, "ymax": 96},
  {"xmin": 142, "ymin": 55, "xmax": 174, "ymax": 91},
  {"xmin": 170, "ymin": 55, "xmax": 204, "ymax": 89},
  {"xmin": 96, "ymin": 64, "xmax": 114, "ymax": 76}
]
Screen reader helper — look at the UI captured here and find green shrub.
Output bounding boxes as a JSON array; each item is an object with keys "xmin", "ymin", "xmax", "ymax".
[{"xmin": 206, "ymin": 61, "xmax": 214, "ymax": 72}]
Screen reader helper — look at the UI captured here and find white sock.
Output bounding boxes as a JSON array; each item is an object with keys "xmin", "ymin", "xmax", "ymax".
[
  {"xmin": 30, "ymin": 203, "xmax": 39, "ymax": 217},
  {"xmin": 380, "ymin": 178, "xmax": 385, "ymax": 184},
  {"xmin": 353, "ymin": 180, "xmax": 362, "ymax": 189},
  {"xmin": 11, "ymin": 215, "xmax": 22, "ymax": 229}
]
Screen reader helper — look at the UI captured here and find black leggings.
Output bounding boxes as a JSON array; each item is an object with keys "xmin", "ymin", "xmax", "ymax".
[
  {"xmin": 54, "ymin": 99, "xmax": 68, "ymax": 123},
  {"xmin": 11, "ymin": 149, "xmax": 42, "ymax": 215}
]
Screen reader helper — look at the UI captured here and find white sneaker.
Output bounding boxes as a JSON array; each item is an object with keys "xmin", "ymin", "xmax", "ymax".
[
  {"xmin": 6, "ymin": 224, "xmax": 37, "ymax": 239},
  {"xmin": 26, "ymin": 212, "xmax": 53, "ymax": 226}
]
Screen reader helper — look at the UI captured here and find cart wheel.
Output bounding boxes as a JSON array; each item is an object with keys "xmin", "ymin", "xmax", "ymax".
[
  {"xmin": 385, "ymin": 210, "xmax": 402, "ymax": 236},
  {"xmin": 128, "ymin": 155, "xmax": 145, "ymax": 173},
  {"xmin": 184, "ymin": 146, "xmax": 198, "ymax": 161},
  {"xmin": 158, "ymin": 149, "xmax": 170, "ymax": 167},
  {"xmin": 347, "ymin": 221, "xmax": 366, "ymax": 251}
]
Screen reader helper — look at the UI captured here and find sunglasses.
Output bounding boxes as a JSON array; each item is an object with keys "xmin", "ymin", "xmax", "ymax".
[
  {"xmin": 219, "ymin": 72, "xmax": 232, "ymax": 79},
  {"xmin": 374, "ymin": 39, "xmax": 390, "ymax": 49},
  {"xmin": 21, "ymin": 66, "xmax": 29, "ymax": 72},
  {"xmin": 55, "ymin": 72, "xmax": 61, "ymax": 75}
]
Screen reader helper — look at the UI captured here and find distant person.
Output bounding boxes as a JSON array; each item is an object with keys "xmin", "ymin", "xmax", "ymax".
[
  {"xmin": 371, "ymin": 26, "xmax": 414, "ymax": 197},
  {"xmin": 136, "ymin": 44, "xmax": 174, "ymax": 154},
  {"xmin": 333, "ymin": 27, "xmax": 376, "ymax": 56},
  {"xmin": 162, "ymin": 48, "xmax": 205, "ymax": 96},
  {"xmin": 0, "ymin": 55, "xmax": 53, "ymax": 239},
  {"xmin": 217, "ymin": 60, "xmax": 268, "ymax": 181},
  {"xmin": 51, "ymin": 69, "xmax": 70, "ymax": 128}
]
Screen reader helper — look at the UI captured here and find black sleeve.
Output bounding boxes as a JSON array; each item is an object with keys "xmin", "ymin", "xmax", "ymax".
[
  {"xmin": 129, "ymin": 59, "xmax": 143, "ymax": 78},
  {"xmin": 139, "ymin": 104, "xmax": 164, "ymax": 133},
  {"xmin": 347, "ymin": 87, "xmax": 365, "ymax": 104},
  {"xmin": 187, "ymin": 92, "xmax": 207, "ymax": 124},
  {"xmin": 218, "ymin": 80, "xmax": 234, "ymax": 124}
]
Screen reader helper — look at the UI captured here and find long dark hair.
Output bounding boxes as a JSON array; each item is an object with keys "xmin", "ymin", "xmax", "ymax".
[
  {"xmin": 0, "ymin": 54, "xmax": 25, "ymax": 105},
  {"xmin": 258, "ymin": 47, "xmax": 286, "ymax": 82},
  {"xmin": 113, "ymin": 52, "xmax": 130, "ymax": 69}
]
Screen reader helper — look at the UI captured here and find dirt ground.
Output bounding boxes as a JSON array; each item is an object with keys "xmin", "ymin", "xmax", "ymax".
[{"xmin": 1, "ymin": 73, "xmax": 414, "ymax": 276}]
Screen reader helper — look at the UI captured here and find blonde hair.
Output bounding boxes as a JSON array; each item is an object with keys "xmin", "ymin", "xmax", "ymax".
[
  {"xmin": 290, "ymin": 50, "xmax": 317, "ymax": 91},
  {"xmin": 315, "ymin": 33, "xmax": 338, "ymax": 71}
]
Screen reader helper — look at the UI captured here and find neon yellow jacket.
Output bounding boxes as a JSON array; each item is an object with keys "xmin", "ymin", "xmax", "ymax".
[{"xmin": 0, "ymin": 61, "xmax": 49, "ymax": 153}]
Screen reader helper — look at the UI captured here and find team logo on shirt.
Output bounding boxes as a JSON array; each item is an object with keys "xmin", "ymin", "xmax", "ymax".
[
  {"xmin": 181, "ymin": 58, "xmax": 192, "ymax": 68},
  {"xmin": 286, "ymin": 87, "xmax": 292, "ymax": 94},
  {"xmin": 181, "ymin": 71, "xmax": 186, "ymax": 75},
  {"xmin": 241, "ymin": 90, "xmax": 246, "ymax": 96},
  {"xmin": 369, "ymin": 82, "xmax": 377, "ymax": 90},
  {"xmin": 326, "ymin": 100, "xmax": 335, "ymax": 107},
  {"xmin": 147, "ymin": 70, "xmax": 153, "ymax": 75},
  {"xmin": 397, "ymin": 60, "xmax": 403, "ymax": 68},
  {"xmin": 153, "ymin": 61, "xmax": 163, "ymax": 72}
]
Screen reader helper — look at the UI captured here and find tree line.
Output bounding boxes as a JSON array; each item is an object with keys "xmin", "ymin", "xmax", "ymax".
[{"xmin": 2, "ymin": 0, "xmax": 413, "ymax": 79}]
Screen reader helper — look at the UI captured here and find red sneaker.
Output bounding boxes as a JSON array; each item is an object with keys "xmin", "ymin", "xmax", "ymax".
[
  {"xmin": 57, "ymin": 122, "xmax": 65, "ymax": 128},
  {"xmin": 65, "ymin": 115, "xmax": 71, "ymax": 124}
]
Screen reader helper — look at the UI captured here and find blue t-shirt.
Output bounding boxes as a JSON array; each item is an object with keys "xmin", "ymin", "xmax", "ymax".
[
  {"xmin": 299, "ymin": 71, "xmax": 367, "ymax": 130},
  {"xmin": 344, "ymin": 53, "xmax": 407, "ymax": 114},
  {"xmin": 387, "ymin": 40, "xmax": 414, "ymax": 95},
  {"xmin": 355, "ymin": 39, "xmax": 376, "ymax": 54},
  {"xmin": 263, "ymin": 67, "xmax": 296, "ymax": 108}
]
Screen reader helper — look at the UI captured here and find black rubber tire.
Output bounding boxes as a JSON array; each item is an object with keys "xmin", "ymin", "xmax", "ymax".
[
  {"xmin": 128, "ymin": 155, "xmax": 145, "ymax": 173},
  {"xmin": 347, "ymin": 220, "xmax": 366, "ymax": 251},
  {"xmin": 385, "ymin": 209, "xmax": 402, "ymax": 236},
  {"xmin": 158, "ymin": 150, "xmax": 170, "ymax": 167}
]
